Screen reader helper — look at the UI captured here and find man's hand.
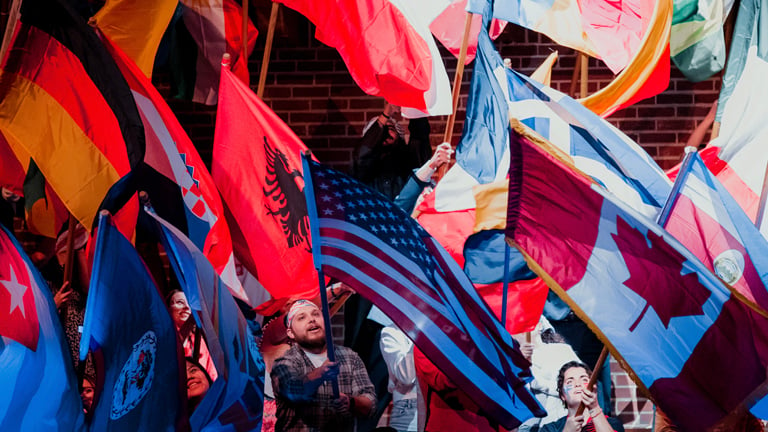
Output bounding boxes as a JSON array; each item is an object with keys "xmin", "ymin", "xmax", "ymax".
[
  {"xmin": 331, "ymin": 393, "xmax": 352, "ymax": 416},
  {"xmin": 428, "ymin": 142, "xmax": 453, "ymax": 170},
  {"xmin": 307, "ymin": 360, "xmax": 339, "ymax": 383}
]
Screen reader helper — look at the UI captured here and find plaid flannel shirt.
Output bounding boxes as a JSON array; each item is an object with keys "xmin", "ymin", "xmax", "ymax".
[{"xmin": 272, "ymin": 344, "xmax": 376, "ymax": 431}]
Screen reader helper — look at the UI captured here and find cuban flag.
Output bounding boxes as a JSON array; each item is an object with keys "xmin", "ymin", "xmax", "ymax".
[
  {"xmin": 0, "ymin": 224, "xmax": 85, "ymax": 431},
  {"xmin": 147, "ymin": 209, "xmax": 265, "ymax": 432},
  {"xmin": 506, "ymin": 124, "xmax": 768, "ymax": 431},
  {"xmin": 275, "ymin": 0, "xmax": 452, "ymax": 116},
  {"xmin": 662, "ymin": 149, "xmax": 768, "ymax": 315},
  {"xmin": 81, "ymin": 212, "xmax": 184, "ymax": 431}
]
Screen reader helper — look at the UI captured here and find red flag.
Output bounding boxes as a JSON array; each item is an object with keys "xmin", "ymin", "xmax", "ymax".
[
  {"xmin": 276, "ymin": 0, "xmax": 451, "ymax": 116},
  {"xmin": 212, "ymin": 60, "xmax": 317, "ymax": 300},
  {"xmin": 0, "ymin": 227, "xmax": 39, "ymax": 350},
  {"xmin": 0, "ymin": 131, "xmax": 24, "ymax": 195}
]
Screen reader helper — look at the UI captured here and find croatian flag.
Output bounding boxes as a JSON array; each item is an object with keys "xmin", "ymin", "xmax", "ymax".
[
  {"xmin": 102, "ymin": 36, "xmax": 252, "ymax": 304},
  {"xmin": 275, "ymin": 0, "xmax": 452, "ymax": 116},
  {"xmin": 0, "ymin": 224, "xmax": 85, "ymax": 431},
  {"xmin": 506, "ymin": 124, "xmax": 768, "ymax": 431},
  {"xmin": 302, "ymin": 154, "xmax": 544, "ymax": 429},
  {"xmin": 662, "ymin": 150, "xmax": 768, "ymax": 317}
]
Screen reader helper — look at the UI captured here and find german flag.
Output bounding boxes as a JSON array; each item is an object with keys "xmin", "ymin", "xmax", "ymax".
[{"xmin": 0, "ymin": 0, "xmax": 145, "ymax": 233}]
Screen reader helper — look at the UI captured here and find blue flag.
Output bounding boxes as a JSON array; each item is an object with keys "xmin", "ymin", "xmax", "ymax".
[
  {"xmin": 80, "ymin": 212, "xmax": 184, "ymax": 431},
  {"xmin": 0, "ymin": 224, "xmax": 84, "ymax": 431},
  {"xmin": 147, "ymin": 210, "xmax": 265, "ymax": 432}
]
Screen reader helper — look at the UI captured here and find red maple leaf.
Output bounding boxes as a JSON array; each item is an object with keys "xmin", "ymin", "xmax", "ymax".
[{"xmin": 611, "ymin": 216, "xmax": 711, "ymax": 331}]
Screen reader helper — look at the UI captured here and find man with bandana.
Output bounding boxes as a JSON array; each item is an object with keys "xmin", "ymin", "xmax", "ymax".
[{"xmin": 272, "ymin": 300, "xmax": 376, "ymax": 431}]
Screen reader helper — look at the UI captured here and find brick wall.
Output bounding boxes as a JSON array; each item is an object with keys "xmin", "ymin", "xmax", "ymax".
[{"xmin": 154, "ymin": 10, "xmax": 727, "ymax": 431}]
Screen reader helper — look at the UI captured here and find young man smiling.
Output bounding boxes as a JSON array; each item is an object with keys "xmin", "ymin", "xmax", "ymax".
[{"xmin": 272, "ymin": 300, "xmax": 376, "ymax": 431}]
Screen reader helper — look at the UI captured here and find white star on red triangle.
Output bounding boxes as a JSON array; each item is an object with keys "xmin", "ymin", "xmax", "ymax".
[{"xmin": 1, "ymin": 266, "xmax": 27, "ymax": 317}]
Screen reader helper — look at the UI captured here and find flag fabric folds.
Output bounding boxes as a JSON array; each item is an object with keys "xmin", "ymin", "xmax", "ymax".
[
  {"xmin": 176, "ymin": 0, "xmax": 258, "ymax": 105},
  {"xmin": 212, "ymin": 61, "xmax": 318, "ymax": 300},
  {"xmin": 90, "ymin": 0, "xmax": 178, "ymax": 78},
  {"xmin": 149, "ymin": 210, "xmax": 265, "ymax": 432},
  {"xmin": 505, "ymin": 66, "xmax": 673, "ymax": 218},
  {"xmin": 428, "ymin": 0, "xmax": 506, "ymax": 64},
  {"xmin": 506, "ymin": 123, "xmax": 768, "ymax": 431},
  {"xmin": 22, "ymin": 160, "xmax": 68, "ymax": 238},
  {"xmin": 662, "ymin": 150, "xmax": 768, "ymax": 316},
  {"xmin": 467, "ymin": 0, "xmax": 672, "ymax": 117},
  {"xmin": 276, "ymin": 0, "xmax": 452, "ymax": 116},
  {"xmin": 704, "ymin": 0, "xmax": 768, "ymax": 222},
  {"xmin": 302, "ymin": 154, "xmax": 544, "ymax": 429},
  {"xmin": 670, "ymin": 0, "xmax": 731, "ymax": 82},
  {"xmin": 0, "ymin": 0, "xmax": 144, "ymax": 233},
  {"xmin": 80, "ymin": 212, "xmax": 183, "ymax": 431},
  {"xmin": 0, "ymin": 224, "xmax": 85, "ymax": 431},
  {"xmin": 102, "ymin": 35, "xmax": 252, "ymax": 304}
]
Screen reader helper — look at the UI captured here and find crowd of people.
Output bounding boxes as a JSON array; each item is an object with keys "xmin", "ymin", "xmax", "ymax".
[{"xmin": 3, "ymin": 100, "xmax": 762, "ymax": 432}]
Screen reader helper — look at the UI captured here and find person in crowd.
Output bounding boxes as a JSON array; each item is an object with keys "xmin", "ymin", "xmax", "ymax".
[
  {"xmin": 166, "ymin": 289, "xmax": 218, "ymax": 381},
  {"xmin": 271, "ymin": 299, "xmax": 376, "ymax": 431},
  {"xmin": 539, "ymin": 361, "xmax": 624, "ymax": 432},
  {"xmin": 542, "ymin": 292, "xmax": 612, "ymax": 416},
  {"xmin": 186, "ymin": 357, "xmax": 213, "ymax": 413},
  {"xmin": 80, "ymin": 374, "xmax": 95, "ymax": 415},
  {"xmin": 516, "ymin": 317, "xmax": 582, "ymax": 431},
  {"xmin": 353, "ymin": 102, "xmax": 432, "ymax": 201},
  {"xmin": 379, "ymin": 323, "xmax": 421, "ymax": 432}
]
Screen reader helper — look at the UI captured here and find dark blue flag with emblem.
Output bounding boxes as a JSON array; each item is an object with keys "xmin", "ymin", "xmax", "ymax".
[
  {"xmin": 147, "ymin": 208, "xmax": 265, "ymax": 432},
  {"xmin": 80, "ymin": 212, "xmax": 185, "ymax": 431},
  {"xmin": 301, "ymin": 154, "xmax": 544, "ymax": 429}
]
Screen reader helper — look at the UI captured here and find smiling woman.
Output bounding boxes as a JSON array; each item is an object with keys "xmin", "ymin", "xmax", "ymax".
[{"xmin": 185, "ymin": 357, "xmax": 213, "ymax": 413}]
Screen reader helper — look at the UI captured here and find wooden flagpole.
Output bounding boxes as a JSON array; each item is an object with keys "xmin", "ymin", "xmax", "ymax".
[
  {"xmin": 242, "ymin": 0, "xmax": 250, "ymax": 74},
  {"xmin": 574, "ymin": 347, "xmax": 609, "ymax": 416},
  {"xmin": 257, "ymin": 2, "xmax": 280, "ymax": 99},
  {"xmin": 580, "ymin": 54, "xmax": 589, "ymax": 98},
  {"xmin": 61, "ymin": 213, "xmax": 77, "ymax": 286},
  {"xmin": 569, "ymin": 53, "xmax": 582, "ymax": 97},
  {"xmin": 437, "ymin": 12, "xmax": 474, "ymax": 180}
]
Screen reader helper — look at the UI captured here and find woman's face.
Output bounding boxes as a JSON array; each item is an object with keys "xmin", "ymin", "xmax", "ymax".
[
  {"xmin": 169, "ymin": 292, "xmax": 191, "ymax": 329},
  {"xmin": 186, "ymin": 361, "xmax": 210, "ymax": 399}
]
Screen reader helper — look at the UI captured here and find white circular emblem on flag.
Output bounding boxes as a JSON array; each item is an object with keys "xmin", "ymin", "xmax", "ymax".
[
  {"xmin": 713, "ymin": 249, "xmax": 745, "ymax": 285},
  {"xmin": 110, "ymin": 331, "xmax": 157, "ymax": 419}
]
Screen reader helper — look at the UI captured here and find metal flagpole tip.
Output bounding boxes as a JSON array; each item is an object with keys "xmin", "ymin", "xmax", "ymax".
[
  {"xmin": 99, "ymin": 209, "xmax": 111, "ymax": 217},
  {"xmin": 684, "ymin": 146, "xmax": 698, "ymax": 154},
  {"xmin": 221, "ymin": 53, "xmax": 231, "ymax": 68}
]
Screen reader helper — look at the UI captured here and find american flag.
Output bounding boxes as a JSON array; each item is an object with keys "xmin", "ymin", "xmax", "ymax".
[{"xmin": 302, "ymin": 156, "xmax": 544, "ymax": 428}]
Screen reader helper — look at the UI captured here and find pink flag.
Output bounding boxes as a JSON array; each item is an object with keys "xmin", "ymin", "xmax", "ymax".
[{"xmin": 429, "ymin": 0, "xmax": 506, "ymax": 64}]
